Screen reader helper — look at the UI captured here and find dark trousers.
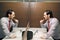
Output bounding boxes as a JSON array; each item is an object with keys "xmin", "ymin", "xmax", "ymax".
[
  {"xmin": 54, "ymin": 39, "xmax": 60, "ymax": 40},
  {"xmin": 52, "ymin": 37, "xmax": 60, "ymax": 40},
  {"xmin": 0, "ymin": 38, "xmax": 3, "ymax": 40}
]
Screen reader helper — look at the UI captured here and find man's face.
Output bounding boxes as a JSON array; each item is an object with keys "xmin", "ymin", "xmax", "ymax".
[
  {"xmin": 43, "ymin": 12, "xmax": 49, "ymax": 20},
  {"xmin": 9, "ymin": 11, "xmax": 15, "ymax": 19}
]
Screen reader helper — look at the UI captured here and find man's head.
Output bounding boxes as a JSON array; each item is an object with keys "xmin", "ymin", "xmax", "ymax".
[
  {"xmin": 43, "ymin": 10, "xmax": 53, "ymax": 20},
  {"xmin": 6, "ymin": 9, "xmax": 15, "ymax": 19}
]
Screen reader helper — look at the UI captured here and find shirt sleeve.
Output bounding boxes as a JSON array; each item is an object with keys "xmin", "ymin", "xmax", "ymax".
[
  {"xmin": 40, "ymin": 21, "xmax": 47, "ymax": 28},
  {"xmin": 11, "ymin": 20, "xmax": 18, "ymax": 27}
]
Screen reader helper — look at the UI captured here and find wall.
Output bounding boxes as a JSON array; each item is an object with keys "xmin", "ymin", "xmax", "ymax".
[{"xmin": 0, "ymin": 2, "xmax": 60, "ymax": 27}]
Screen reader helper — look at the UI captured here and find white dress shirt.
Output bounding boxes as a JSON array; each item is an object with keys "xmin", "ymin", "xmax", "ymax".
[
  {"xmin": 0, "ymin": 17, "xmax": 18, "ymax": 38},
  {"xmin": 40, "ymin": 18, "xmax": 60, "ymax": 39}
]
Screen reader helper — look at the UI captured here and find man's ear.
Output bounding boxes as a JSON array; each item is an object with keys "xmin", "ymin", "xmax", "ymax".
[
  {"xmin": 48, "ymin": 14, "xmax": 50, "ymax": 17},
  {"xmin": 8, "ymin": 14, "xmax": 10, "ymax": 17}
]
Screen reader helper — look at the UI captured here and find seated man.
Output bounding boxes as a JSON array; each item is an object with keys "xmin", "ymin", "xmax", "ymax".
[
  {"xmin": 0, "ymin": 9, "xmax": 18, "ymax": 40},
  {"xmin": 40, "ymin": 10, "xmax": 60, "ymax": 40}
]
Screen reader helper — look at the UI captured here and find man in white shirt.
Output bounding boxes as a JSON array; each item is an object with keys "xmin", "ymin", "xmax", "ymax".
[
  {"xmin": 0, "ymin": 9, "xmax": 18, "ymax": 40},
  {"xmin": 40, "ymin": 10, "xmax": 60, "ymax": 40}
]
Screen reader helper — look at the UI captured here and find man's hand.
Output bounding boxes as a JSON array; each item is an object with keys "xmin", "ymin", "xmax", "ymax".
[
  {"xmin": 40, "ymin": 34, "xmax": 47, "ymax": 39},
  {"xmin": 40, "ymin": 19, "xmax": 44, "ymax": 24},
  {"xmin": 9, "ymin": 33, "xmax": 16, "ymax": 38},
  {"xmin": 13, "ymin": 18, "xmax": 19, "ymax": 23}
]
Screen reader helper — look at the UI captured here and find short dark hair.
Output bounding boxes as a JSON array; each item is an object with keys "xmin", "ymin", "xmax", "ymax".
[
  {"xmin": 6, "ymin": 9, "xmax": 14, "ymax": 17},
  {"xmin": 45, "ymin": 10, "xmax": 53, "ymax": 18}
]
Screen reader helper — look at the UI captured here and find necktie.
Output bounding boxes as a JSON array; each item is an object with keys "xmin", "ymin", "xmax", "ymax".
[
  {"xmin": 8, "ymin": 20, "xmax": 10, "ymax": 31},
  {"xmin": 48, "ymin": 20, "xmax": 50, "ymax": 31}
]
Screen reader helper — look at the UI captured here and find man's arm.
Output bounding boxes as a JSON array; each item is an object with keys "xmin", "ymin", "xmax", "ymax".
[
  {"xmin": 40, "ymin": 22, "xmax": 47, "ymax": 28},
  {"xmin": 40, "ymin": 20, "xmax": 47, "ymax": 28},
  {"xmin": 12, "ymin": 19, "xmax": 18, "ymax": 27}
]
